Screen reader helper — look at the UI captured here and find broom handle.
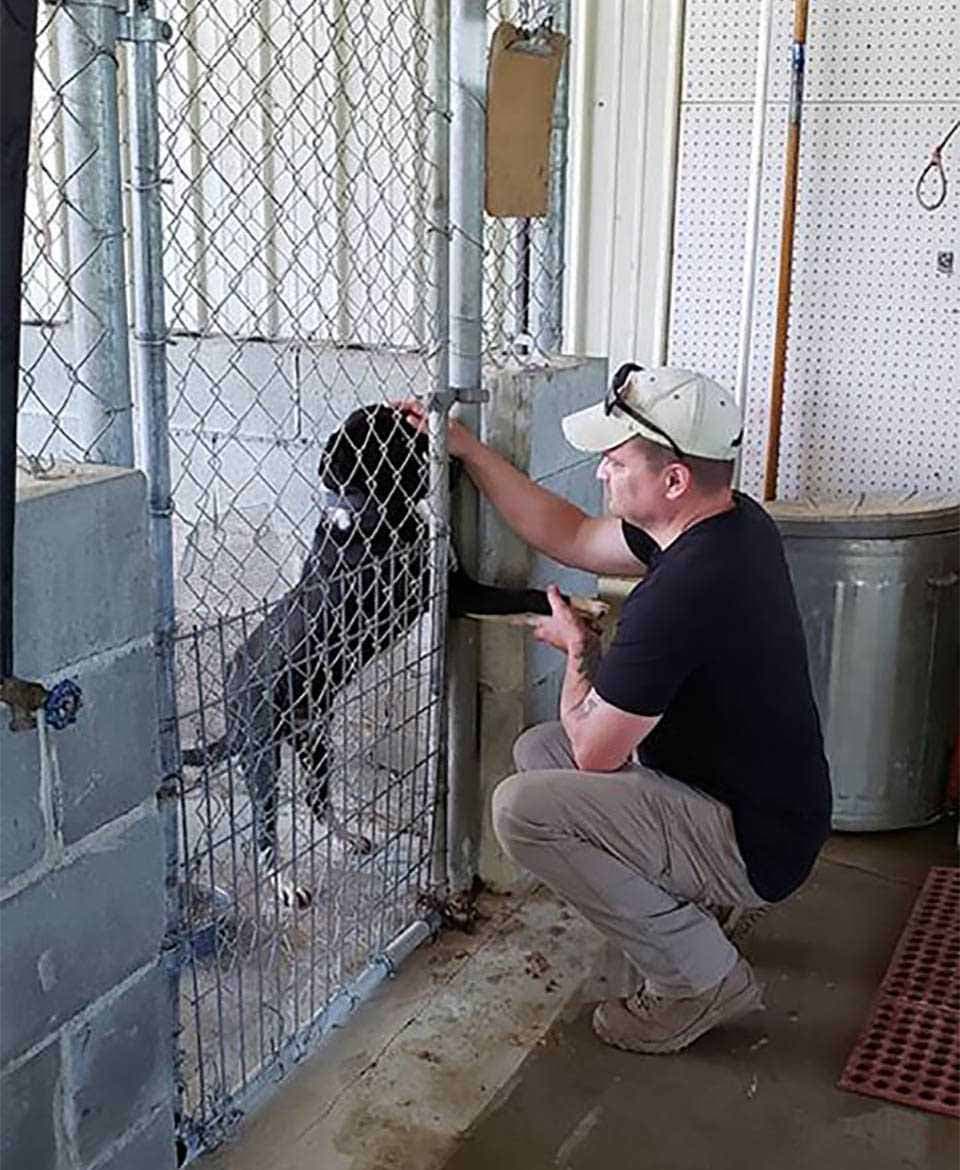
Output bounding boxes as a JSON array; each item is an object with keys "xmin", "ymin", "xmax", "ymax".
[{"xmin": 763, "ymin": 0, "xmax": 809, "ymax": 502}]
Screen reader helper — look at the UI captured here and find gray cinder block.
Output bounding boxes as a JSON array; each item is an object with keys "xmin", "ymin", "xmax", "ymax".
[
  {"xmin": 55, "ymin": 641, "xmax": 159, "ymax": 845},
  {"xmin": 65, "ymin": 964, "xmax": 170, "ymax": 1166},
  {"xmin": 0, "ymin": 814, "xmax": 164, "ymax": 1065},
  {"xmin": 0, "ymin": 721, "xmax": 47, "ymax": 882},
  {"xmin": 0, "ymin": 1042, "xmax": 61, "ymax": 1170},
  {"xmin": 14, "ymin": 467, "xmax": 153, "ymax": 678}
]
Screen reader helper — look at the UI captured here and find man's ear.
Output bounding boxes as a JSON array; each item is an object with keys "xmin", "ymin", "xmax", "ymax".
[{"xmin": 663, "ymin": 461, "xmax": 693, "ymax": 500}]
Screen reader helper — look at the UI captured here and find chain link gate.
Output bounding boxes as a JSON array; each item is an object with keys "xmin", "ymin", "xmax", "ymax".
[
  {"xmin": 147, "ymin": 0, "xmax": 454, "ymax": 1154},
  {"xmin": 18, "ymin": 0, "xmax": 569, "ymax": 1158}
]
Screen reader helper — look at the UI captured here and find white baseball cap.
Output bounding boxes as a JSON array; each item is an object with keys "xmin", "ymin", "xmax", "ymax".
[{"xmin": 561, "ymin": 364, "xmax": 743, "ymax": 461}]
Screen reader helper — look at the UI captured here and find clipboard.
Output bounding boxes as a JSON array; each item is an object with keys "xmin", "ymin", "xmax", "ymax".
[{"xmin": 485, "ymin": 21, "xmax": 568, "ymax": 218}]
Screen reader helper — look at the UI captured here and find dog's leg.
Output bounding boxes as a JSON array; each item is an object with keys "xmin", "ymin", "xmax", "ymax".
[
  {"xmin": 246, "ymin": 738, "xmax": 317, "ymax": 912},
  {"xmin": 242, "ymin": 734, "xmax": 282, "ymax": 896},
  {"xmin": 447, "ymin": 567, "xmax": 609, "ymax": 626},
  {"xmin": 300, "ymin": 733, "xmax": 373, "ymax": 862},
  {"xmin": 447, "ymin": 567, "xmax": 552, "ymax": 618}
]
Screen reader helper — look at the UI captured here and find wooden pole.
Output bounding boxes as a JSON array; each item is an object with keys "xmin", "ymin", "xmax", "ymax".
[{"xmin": 763, "ymin": 0, "xmax": 809, "ymax": 502}]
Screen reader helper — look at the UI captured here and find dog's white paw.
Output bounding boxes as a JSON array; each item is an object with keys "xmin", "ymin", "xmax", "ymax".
[
  {"xmin": 345, "ymin": 832, "xmax": 372, "ymax": 856},
  {"xmin": 279, "ymin": 880, "xmax": 315, "ymax": 911}
]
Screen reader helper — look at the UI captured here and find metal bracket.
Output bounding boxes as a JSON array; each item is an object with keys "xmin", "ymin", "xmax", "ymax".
[
  {"xmin": 116, "ymin": 12, "xmax": 173, "ymax": 43},
  {"xmin": 426, "ymin": 386, "xmax": 490, "ymax": 410},
  {"xmin": 450, "ymin": 386, "xmax": 490, "ymax": 405}
]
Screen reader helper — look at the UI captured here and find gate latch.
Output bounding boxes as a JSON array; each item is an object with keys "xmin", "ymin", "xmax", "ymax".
[{"xmin": 117, "ymin": 11, "xmax": 173, "ymax": 43}]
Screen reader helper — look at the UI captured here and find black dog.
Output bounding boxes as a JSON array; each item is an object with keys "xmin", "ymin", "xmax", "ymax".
[{"xmin": 181, "ymin": 404, "xmax": 559, "ymax": 906}]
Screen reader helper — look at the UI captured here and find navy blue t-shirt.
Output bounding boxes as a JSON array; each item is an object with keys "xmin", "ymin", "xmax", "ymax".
[{"xmin": 594, "ymin": 493, "xmax": 831, "ymax": 902}]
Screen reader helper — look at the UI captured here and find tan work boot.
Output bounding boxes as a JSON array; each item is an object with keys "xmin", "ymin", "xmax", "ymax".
[
  {"xmin": 711, "ymin": 904, "xmax": 769, "ymax": 944},
  {"xmin": 592, "ymin": 957, "xmax": 764, "ymax": 1054}
]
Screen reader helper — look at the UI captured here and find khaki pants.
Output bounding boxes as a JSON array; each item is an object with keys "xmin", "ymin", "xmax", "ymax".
[{"xmin": 491, "ymin": 722, "xmax": 766, "ymax": 998}]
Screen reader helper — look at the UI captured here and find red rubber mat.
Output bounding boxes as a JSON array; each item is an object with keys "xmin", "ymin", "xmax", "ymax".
[{"xmin": 839, "ymin": 866, "xmax": 959, "ymax": 1118}]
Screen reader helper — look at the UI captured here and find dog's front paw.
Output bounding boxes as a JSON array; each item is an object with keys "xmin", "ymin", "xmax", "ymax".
[
  {"xmin": 280, "ymin": 880, "xmax": 316, "ymax": 911},
  {"xmin": 346, "ymin": 832, "xmax": 373, "ymax": 856}
]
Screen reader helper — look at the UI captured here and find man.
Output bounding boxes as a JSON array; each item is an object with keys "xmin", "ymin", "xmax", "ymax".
[{"xmin": 401, "ymin": 364, "xmax": 832, "ymax": 1054}]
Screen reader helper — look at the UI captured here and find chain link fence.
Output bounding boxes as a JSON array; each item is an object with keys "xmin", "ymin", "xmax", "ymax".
[
  {"xmin": 20, "ymin": 0, "xmax": 135, "ymax": 469},
  {"xmin": 18, "ymin": 0, "xmax": 569, "ymax": 1155}
]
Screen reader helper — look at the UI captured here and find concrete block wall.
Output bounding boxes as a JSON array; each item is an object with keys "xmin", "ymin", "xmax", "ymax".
[
  {"xmin": 476, "ymin": 356, "xmax": 607, "ymax": 888},
  {"xmin": 0, "ymin": 466, "xmax": 174, "ymax": 1170}
]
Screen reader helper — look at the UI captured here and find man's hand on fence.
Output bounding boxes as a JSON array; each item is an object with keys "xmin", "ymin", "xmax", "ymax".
[{"xmin": 391, "ymin": 398, "xmax": 477, "ymax": 461}]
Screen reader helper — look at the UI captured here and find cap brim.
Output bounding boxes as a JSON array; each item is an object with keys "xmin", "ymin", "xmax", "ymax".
[{"xmin": 561, "ymin": 402, "xmax": 638, "ymax": 453}]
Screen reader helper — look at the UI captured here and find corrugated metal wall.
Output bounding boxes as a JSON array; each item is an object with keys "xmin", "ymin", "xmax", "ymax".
[{"xmin": 568, "ymin": 0, "xmax": 959, "ymax": 499}]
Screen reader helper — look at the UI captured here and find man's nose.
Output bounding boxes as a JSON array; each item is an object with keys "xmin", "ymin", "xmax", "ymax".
[{"xmin": 596, "ymin": 457, "xmax": 608, "ymax": 482}]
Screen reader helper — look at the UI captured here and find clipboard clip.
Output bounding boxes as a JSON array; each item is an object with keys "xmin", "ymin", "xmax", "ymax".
[{"xmin": 504, "ymin": 18, "xmax": 558, "ymax": 59}]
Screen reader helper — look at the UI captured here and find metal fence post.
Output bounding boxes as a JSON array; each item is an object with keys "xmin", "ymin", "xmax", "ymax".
[
  {"xmin": 119, "ymin": 0, "xmax": 184, "ymax": 1145},
  {"xmin": 427, "ymin": 0, "xmax": 452, "ymax": 892},
  {"xmin": 446, "ymin": 0, "xmax": 486, "ymax": 893},
  {"xmin": 56, "ymin": 0, "xmax": 134, "ymax": 466}
]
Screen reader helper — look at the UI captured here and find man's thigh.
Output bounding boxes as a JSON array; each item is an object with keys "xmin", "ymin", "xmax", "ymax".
[{"xmin": 493, "ymin": 762, "xmax": 761, "ymax": 910}]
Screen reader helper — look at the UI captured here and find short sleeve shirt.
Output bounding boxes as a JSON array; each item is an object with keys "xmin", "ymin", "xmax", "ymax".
[{"xmin": 594, "ymin": 493, "xmax": 832, "ymax": 901}]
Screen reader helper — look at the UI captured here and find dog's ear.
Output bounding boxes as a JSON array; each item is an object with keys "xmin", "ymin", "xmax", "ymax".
[
  {"xmin": 318, "ymin": 406, "xmax": 379, "ymax": 490},
  {"xmin": 376, "ymin": 406, "xmax": 428, "ymax": 505}
]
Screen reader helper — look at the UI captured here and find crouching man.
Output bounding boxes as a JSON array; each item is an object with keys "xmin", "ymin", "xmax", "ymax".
[{"xmin": 405, "ymin": 363, "xmax": 831, "ymax": 1053}]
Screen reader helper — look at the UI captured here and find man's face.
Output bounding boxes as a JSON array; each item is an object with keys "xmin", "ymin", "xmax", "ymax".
[{"xmin": 596, "ymin": 438, "xmax": 669, "ymax": 527}]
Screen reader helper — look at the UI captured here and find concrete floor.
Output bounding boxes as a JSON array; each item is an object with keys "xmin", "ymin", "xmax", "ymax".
[
  {"xmin": 443, "ymin": 821, "xmax": 959, "ymax": 1170},
  {"xmin": 203, "ymin": 820, "xmax": 958, "ymax": 1170}
]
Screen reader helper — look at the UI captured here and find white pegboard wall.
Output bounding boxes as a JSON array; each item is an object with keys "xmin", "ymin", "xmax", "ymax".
[
  {"xmin": 683, "ymin": 0, "xmax": 959, "ymax": 107},
  {"xmin": 670, "ymin": 0, "xmax": 960, "ymax": 500}
]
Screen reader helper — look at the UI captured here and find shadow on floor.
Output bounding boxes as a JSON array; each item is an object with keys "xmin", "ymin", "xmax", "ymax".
[{"xmin": 442, "ymin": 820, "xmax": 958, "ymax": 1170}]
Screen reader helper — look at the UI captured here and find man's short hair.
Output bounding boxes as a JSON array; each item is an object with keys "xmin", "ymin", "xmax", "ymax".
[{"xmin": 634, "ymin": 435, "xmax": 734, "ymax": 493}]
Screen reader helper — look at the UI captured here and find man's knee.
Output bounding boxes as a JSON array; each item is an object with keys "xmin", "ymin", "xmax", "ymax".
[
  {"xmin": 491, "ymin": 772, "xmax": 560, "ymax": 856},
  {"xmin": 512, "ymin": 721, "xmax": 571, "ymax": 771}
]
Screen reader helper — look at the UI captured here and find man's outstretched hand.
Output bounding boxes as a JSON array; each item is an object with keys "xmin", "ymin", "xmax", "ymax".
[
  {"xmin": 391, "ymin": 397, "xmax": 477, "ymax": 461},
  {"xmin": 531, "ymin": 584, "xmax": 599, "ymax": 653}
]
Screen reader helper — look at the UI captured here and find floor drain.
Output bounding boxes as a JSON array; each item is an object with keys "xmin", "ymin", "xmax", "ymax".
[{"xmin": 839, "ymin": 866, "xmax": 959, "ymax": 1118}]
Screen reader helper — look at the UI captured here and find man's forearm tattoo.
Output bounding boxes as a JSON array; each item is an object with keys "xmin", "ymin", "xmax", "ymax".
[
  {"xmin": 575, "ymin": 633, "xmax": 602, "ymax": 683},
  {"xmin": 568, "ymin": 689, "xmax": 599, "ymax": 722}
]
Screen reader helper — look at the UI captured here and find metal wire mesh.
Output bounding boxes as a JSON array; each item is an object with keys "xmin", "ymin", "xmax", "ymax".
[
  {"xmin": 17, "ymin": 0, "xmax": 567, "ymax": 1152},
  {"xmin": 152, "ymin": 0, "xmax": 451, "ymax": 1148},
  {"xmin": 19, "ymin": 0, "xmax": 134, "ymax": 468},
  {"xmin": 174, "ymin": 544, "xmax": 446, "ymax": 1144},
  {"xmin": 483, "ymin": 0, "xmax": 569, "ymax": 365},
  {"xmin": 156, "ymin": 0, "xmax": 446, "ymax": 621}
]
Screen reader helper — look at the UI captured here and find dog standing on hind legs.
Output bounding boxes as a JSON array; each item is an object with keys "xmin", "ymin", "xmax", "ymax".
[{"xmin": 180, "ymin": 404, "xmax": 602, "ymax": 909}]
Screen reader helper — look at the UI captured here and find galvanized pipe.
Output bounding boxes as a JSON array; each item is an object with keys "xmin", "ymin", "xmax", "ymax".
[
  {"xmin": 446, "ymin": 0, "xmax": 486, "ymax": 892},
  {"xmin": 57, "ymin": 0, "xmax": 134, "ymax": 466},
  {"xmin": 449, "ymin": 0, "xmax": 486, "ymax": 403},
  {"xmin": 427, "ymin": 0, "xmax": 452, "ymax": 891},
  {"xmin": 122, "ymin": 0, "xmax": 183, "ymax": 1132}
]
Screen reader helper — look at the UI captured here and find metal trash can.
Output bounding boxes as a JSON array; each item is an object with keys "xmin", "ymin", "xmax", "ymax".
[{"xmin": 767, "ymin": 495, "xmax": 960, "ymax": 831}]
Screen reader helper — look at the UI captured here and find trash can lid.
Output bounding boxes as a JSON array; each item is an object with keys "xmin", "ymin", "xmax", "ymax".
[{"xmin": 765, "ymin": 492, "xmax": 960, "ymax": 538}]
